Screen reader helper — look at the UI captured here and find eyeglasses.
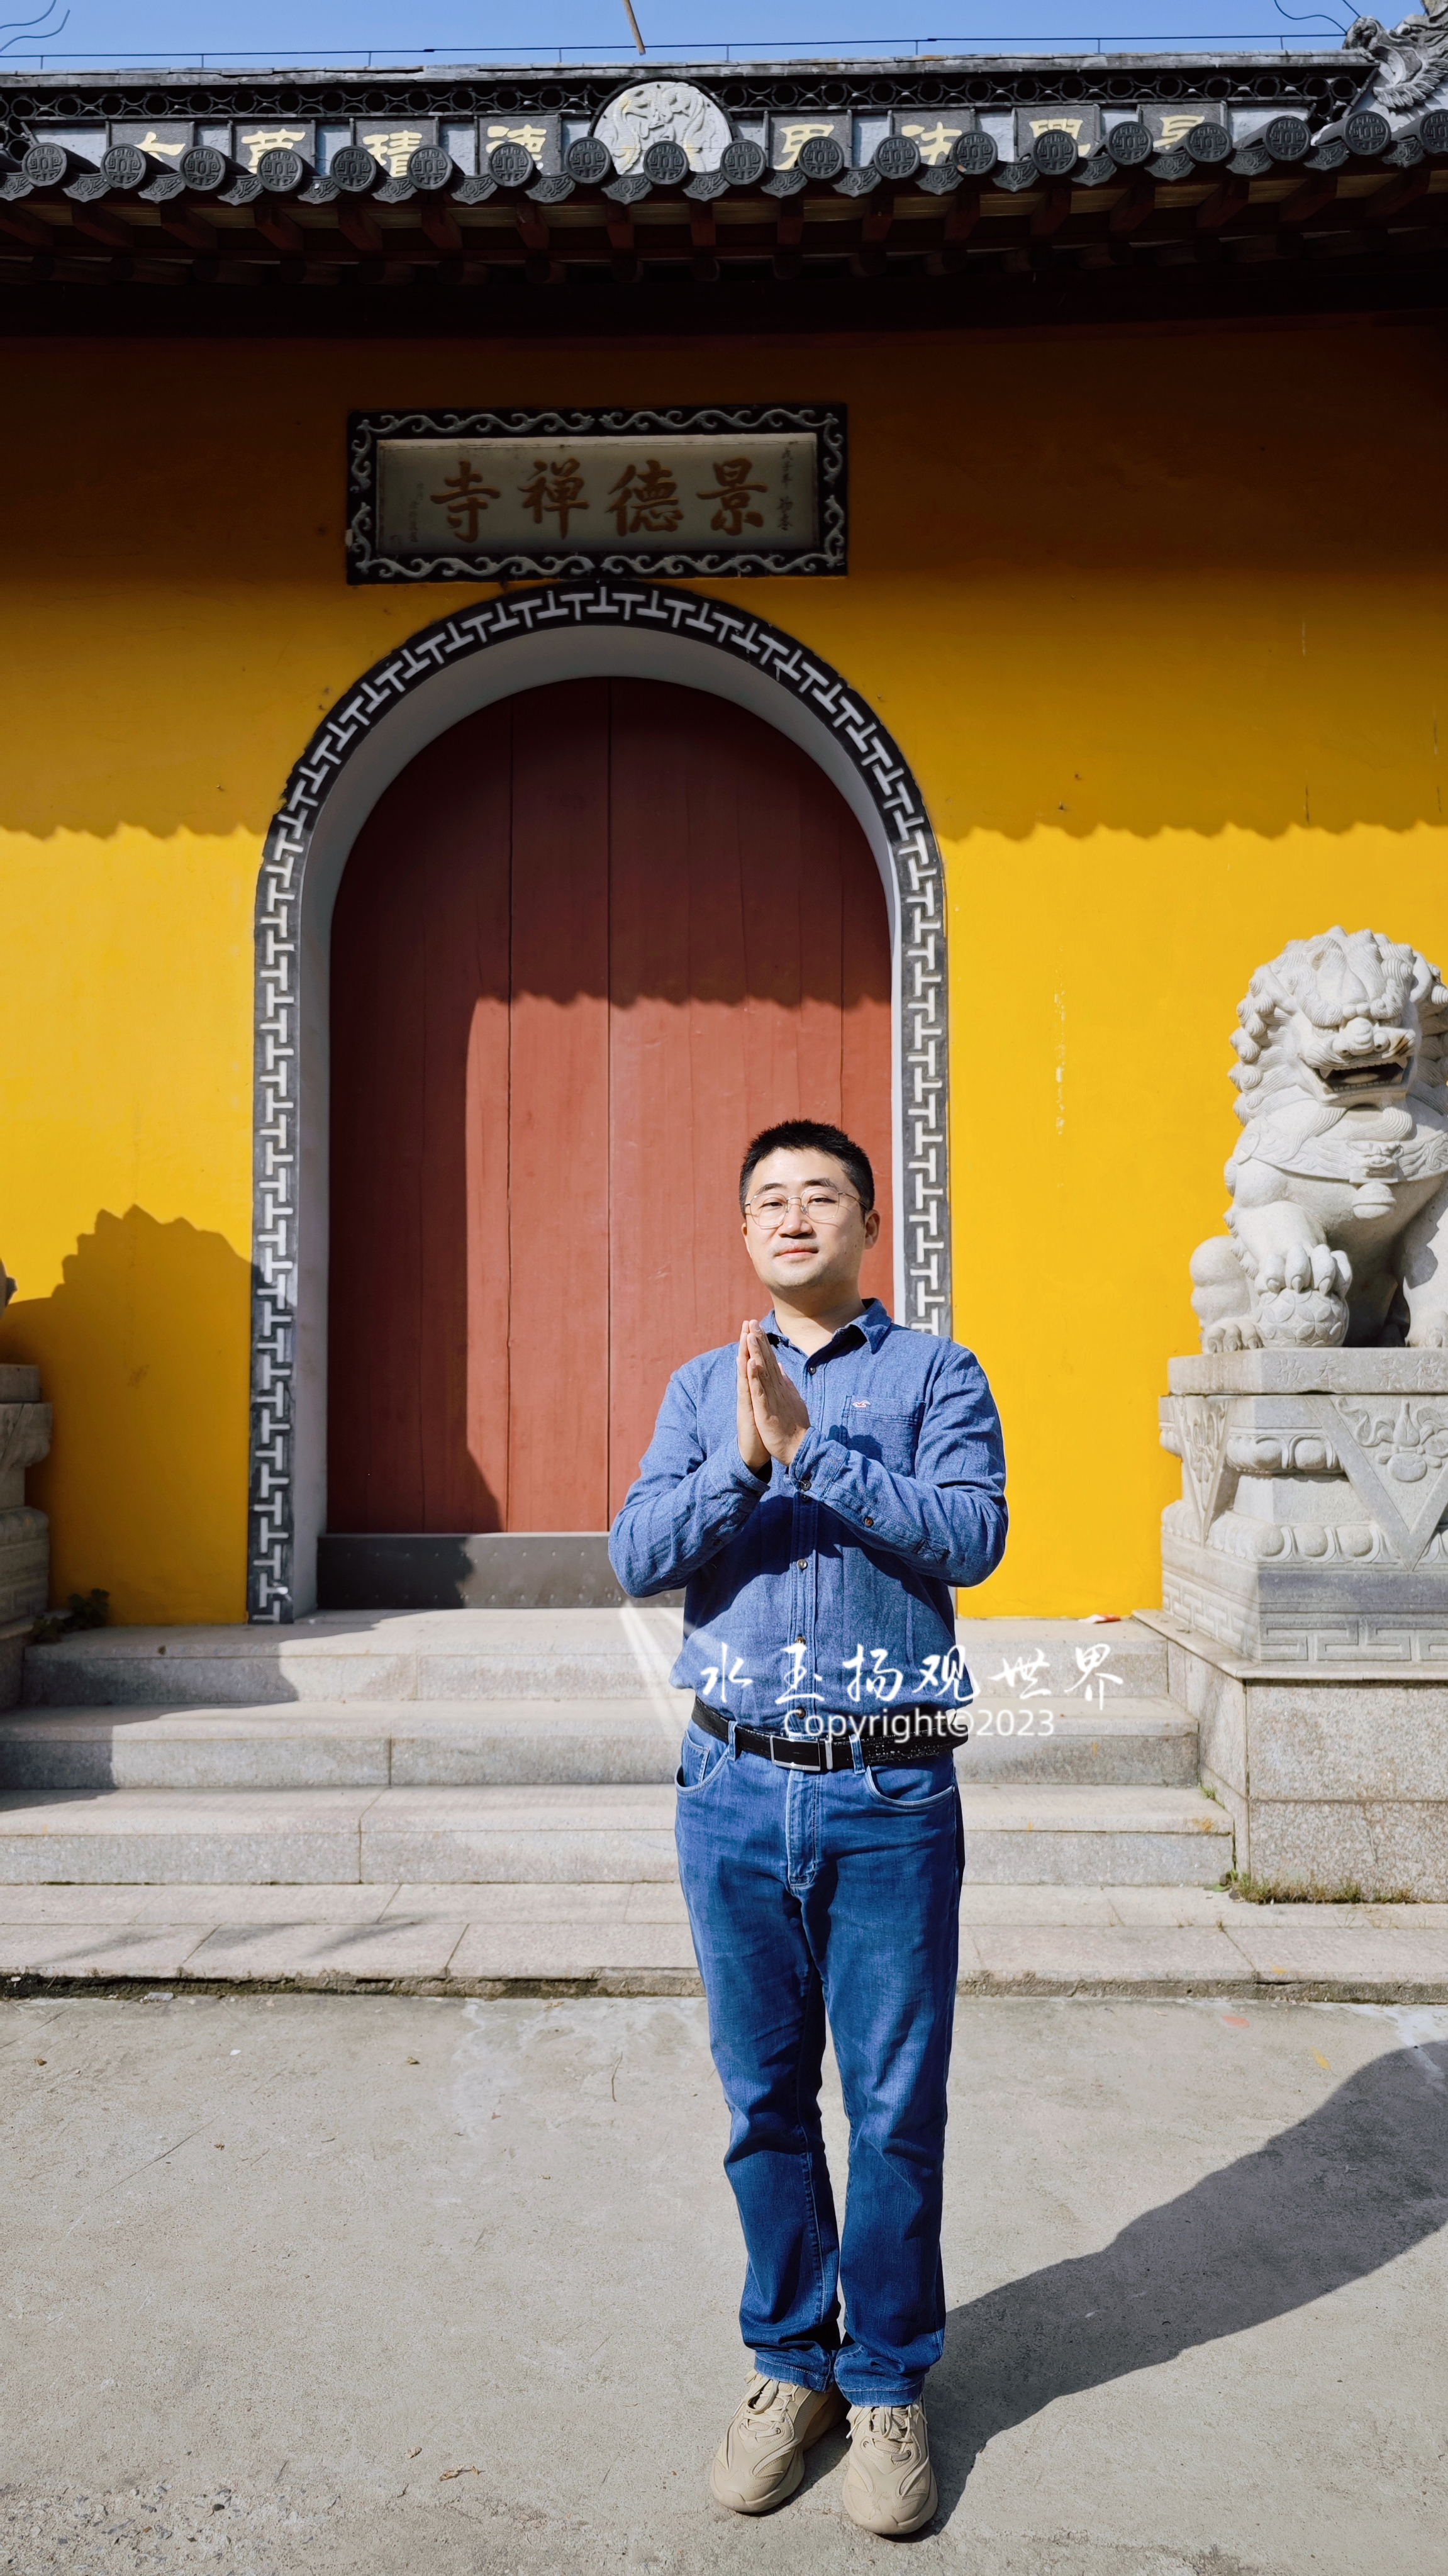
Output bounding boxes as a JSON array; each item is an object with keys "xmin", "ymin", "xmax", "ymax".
[{"xmin": 744, "ymin": 1188, "xmax": 862, "ymax": 1231}]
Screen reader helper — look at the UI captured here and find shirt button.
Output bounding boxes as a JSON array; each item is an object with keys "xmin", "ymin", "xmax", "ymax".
[
  {"xmin": 864, "ymin": 1516, "xmax": 874, "ymax": 1527},
  {"xmin": 796, "ymin": 1559, "xmax": 808, "ymax": 1570}
]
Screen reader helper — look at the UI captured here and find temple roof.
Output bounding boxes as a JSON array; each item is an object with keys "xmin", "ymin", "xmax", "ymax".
[{"xmin": 3, "ymin": 43, "xmax": 1445, "ymax": 337}]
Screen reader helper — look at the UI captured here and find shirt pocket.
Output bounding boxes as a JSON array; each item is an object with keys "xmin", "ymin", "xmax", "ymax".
[{"xmin": 839, "ymin": 1403, "xmax": 920, "ymax": 1475}]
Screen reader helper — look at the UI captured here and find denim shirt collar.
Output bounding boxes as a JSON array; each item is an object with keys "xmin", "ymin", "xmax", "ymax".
[{"xmin": 762, "ymin": 1297, "xmax": 894, "ymax": 1366}]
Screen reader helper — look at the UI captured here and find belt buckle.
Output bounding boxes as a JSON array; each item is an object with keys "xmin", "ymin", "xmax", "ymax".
[{"xmin": 773, "ymin": 1719, "xmax": 821, "ymax": 1771}]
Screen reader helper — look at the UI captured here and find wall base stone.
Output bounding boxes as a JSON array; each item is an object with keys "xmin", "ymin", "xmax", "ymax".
[
  {"xmin": 0, "ymin": 1617, "xmax": 31, "ymax": 1714},
  {"xmin": 1137, "ymin": 1611, "xmax": 1448, "ymax": 1898},
  {"xmin": 0, "ymin": 1369, "xmax": 52, "ymax": 1637},
  {"xmin": 0, "ymin": 1506, "xmax": 49, "ymax": 1627}
]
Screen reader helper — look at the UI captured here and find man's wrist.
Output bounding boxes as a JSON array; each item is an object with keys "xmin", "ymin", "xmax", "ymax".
[{"xmin": 784, "ymin": 1424, "xmax": 818, "ymax": 1481}]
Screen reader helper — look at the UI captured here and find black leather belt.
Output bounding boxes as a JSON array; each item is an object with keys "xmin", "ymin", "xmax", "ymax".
[{"xmin": 691, "ymin": 1696, "xmax": 969, "ymax": 1771}]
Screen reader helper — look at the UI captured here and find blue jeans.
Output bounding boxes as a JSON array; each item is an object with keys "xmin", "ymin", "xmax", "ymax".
[{"xmin": 675, "ymin": 1720, "xmax": 964, "ymax": 2406}]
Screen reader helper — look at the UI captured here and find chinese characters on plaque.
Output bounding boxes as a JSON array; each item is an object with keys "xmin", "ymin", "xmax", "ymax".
[
  {"xmin": 383, "ymin": 435, "xmax": 810, "ymax": 555},
  {"xmin": 350, "ymin": 409, "xmax": 845, "ymax": 579}
]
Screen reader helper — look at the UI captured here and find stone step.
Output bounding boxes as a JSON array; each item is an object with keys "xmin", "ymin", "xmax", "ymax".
[
  {"xmin": 0, "ymin": 1699, "xmax": 689, "ymax": 1790},
  {"xmin": 19, "ymin": 1608, "xmax": 689, "ymax": 1709},
  {"xmin": 0, "ymin": 1697, "xmax": 1198, "ymax": 1792},
  {"xmin": 962, "ymin": 1702, "xmax": 1197, "ymax": 1787},
  {"xmin": 956, "ymin": 1614, "xmax": 1167, "ymax": 1701},
  {"xmin": 0, "ymin": 1780, "xmax": 1232, "ymax": 1887},
  {"xmin": 0, "ymin": 1785, "xmax": 676, "ymax": 1885},
  {"xmin": 20, "ymin": 1609, "xmax": 1167, "ymax": 1710},
  {"xmin": 956, "ymin": 1785, "xmax": 1232, "ymax": 1886},
  {"xmin": 4, "ymin": 1883, "xmax": 1444, "ymax": 1997}
]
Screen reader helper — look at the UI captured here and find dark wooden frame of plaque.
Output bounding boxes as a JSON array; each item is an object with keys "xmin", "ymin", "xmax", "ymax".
[{"xmin": 345, "ymin": 402, "xmax": 847, "ymax": 582}]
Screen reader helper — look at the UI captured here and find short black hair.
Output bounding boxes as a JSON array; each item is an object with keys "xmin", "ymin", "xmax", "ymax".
[{"xmin": 739, "ymin": 1120, "xmax": 876, "ymax": 1214}]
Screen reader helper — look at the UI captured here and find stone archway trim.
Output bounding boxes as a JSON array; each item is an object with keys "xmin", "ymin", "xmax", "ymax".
[{"xmin": 249, "ymin": 577, "xmax": 950, "ymax": 1621}]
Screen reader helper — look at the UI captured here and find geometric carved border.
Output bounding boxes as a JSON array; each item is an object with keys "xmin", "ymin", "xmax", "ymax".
[
  {"xmin": 250, "ymin": 577, "xmax": 950, "ymax": 1621},
  {"xmin": 345, "ymin": 402, "xmax": 848, "ymax": 584}
]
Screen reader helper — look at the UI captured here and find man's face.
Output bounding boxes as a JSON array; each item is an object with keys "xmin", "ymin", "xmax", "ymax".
[{"xmin": 740, "ymin": 1146, "xmax": 881, "ymax": 1300}]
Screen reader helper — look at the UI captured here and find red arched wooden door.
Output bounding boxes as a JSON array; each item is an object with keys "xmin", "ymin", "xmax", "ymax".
[{"xmin": 328, "ymin": 677, "xmax": 893, "ymax": 1535}]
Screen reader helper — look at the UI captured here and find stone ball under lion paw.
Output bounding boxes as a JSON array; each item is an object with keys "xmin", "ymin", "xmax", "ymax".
[
  {"xmin": 1406, "ymin": 1314, "xmax": 1448, "ymax": 1349},
  {"xmin": 1253, "ymin": 1286, "xmax": 1349, "ymax": 1349}
]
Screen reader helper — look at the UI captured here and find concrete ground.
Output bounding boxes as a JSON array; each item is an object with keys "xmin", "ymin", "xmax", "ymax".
[{"xmin": 3, "ymin": 1995, "xmax": 1446, "ymax": 2576}]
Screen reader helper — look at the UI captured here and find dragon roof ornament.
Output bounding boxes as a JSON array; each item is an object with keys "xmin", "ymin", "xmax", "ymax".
[{"xmin": 1346, "ymin": 4, "xmax": 1448, "ymax": 114}]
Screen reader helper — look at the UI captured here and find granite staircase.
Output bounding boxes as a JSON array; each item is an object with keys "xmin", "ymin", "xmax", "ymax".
[{"xmin": 0, "ymin": 1610, "xmax": 1232, "ymax": 1892}]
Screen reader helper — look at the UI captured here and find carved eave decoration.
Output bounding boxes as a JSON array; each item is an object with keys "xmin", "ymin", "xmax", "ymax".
[{"xmin": 1, "ymin": 43, "xmax": 1445, "ymax": 328}]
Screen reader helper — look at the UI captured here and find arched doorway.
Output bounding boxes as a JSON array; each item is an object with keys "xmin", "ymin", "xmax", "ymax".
[
  {"xmin": 326, "ymin": 676, "xmax": 893, "ymax": 1544},
  {"xmin": 249, "ymin": 578, "xmax": 950, "ymax": 1621}
]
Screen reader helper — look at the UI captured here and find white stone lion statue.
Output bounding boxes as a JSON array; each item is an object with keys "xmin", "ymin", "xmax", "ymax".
[{"xmin": 1191, "ymin": 927, "xmax": 1448, "ymax": 1350}]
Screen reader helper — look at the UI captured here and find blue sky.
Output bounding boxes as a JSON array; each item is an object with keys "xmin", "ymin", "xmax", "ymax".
[{"xmin": 0, "ymin": 0, "xmax": 1354, "ymax": 69}]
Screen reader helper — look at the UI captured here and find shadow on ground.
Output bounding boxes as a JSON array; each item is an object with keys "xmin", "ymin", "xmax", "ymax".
[{"xmin": 929, "ymin": 2035, "xmax": 1448, "ymax": 2524}]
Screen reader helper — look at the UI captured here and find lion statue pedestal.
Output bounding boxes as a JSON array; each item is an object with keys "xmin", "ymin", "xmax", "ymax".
[
  {"xmin": 1141, "ymin": 929, "xmax": 1448, "ymax": 1897},
  {"xmin": 1159, "ymin": 1346, "xmax": 1448, "ymax": 1661},
  {"xmin": 0, "ymin": 1249, "xmax": 53, "ymax": 1712},
  {"xmin": 0, "ymin": 1361, "xmax": 52, "ymax": 1712}
]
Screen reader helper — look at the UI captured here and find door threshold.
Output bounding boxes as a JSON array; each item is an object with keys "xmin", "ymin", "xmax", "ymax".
[{"xmin": 317, "ymin": 1531, "xmax": 680, "ymax": 1612}]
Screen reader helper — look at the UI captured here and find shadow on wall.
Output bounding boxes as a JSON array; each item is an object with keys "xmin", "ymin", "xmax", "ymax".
[
  {"xmin": 0, "ymin": 1207, "xmax": 250, "ymax": 1625},
  {"xmin": 926, "ymin": 2034, "xmax": 1448, "ymax": 2520}
]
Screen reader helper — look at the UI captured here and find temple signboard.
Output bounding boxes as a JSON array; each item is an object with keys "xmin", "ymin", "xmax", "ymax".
[{"xmin": 346, "ymin": 404, "xmax": 846, "ymax": 580}]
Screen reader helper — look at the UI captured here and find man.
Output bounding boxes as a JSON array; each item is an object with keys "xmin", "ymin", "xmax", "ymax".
[{"xmin": 609, "ymin": 1119, "xmax": 1006, "ymax": 2538}]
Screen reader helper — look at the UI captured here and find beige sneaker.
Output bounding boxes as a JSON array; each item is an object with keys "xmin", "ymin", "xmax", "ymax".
[
  {"xmin": 709, "ymin": 2372, "xmax": 847, "ymax": 2514},
  {"xmin": 842, "ymin": 2402, "xmax": 938, "ymax": 2536}
]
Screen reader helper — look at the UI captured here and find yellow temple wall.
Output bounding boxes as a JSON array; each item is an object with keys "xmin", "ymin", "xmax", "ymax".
[{"xmin": 2, "ymin": 315, "xmax": 1445, "ymax": 1621}]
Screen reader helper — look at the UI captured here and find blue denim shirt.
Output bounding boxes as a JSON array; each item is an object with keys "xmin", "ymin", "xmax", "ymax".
[{"xmin": 608, "ymin": 1300, "xmax": 1007, "ymax": 1732}]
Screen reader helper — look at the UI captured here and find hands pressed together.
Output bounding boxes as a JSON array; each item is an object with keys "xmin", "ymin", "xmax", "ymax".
[{"xmin": 736, "ymin": 1320, "xmax": 811, "ymax": 1475}]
